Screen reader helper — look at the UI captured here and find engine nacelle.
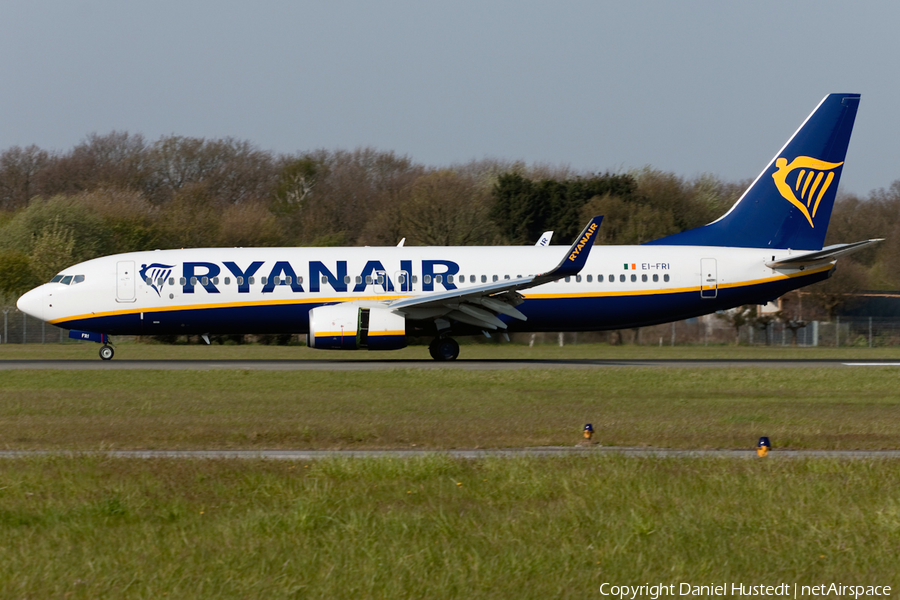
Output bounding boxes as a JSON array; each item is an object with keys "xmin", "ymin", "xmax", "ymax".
[{"xmin": 307, "ymin": 305, "xmax": 407, "ymax": 351}]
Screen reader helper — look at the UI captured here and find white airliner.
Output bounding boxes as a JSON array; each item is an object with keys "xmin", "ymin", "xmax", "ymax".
[{"xmin": 17, "ymin": 93, "xmax": 880, "ymax": 360}]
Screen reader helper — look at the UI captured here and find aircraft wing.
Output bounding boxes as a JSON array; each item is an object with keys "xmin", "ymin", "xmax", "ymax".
[
  {"xmin": 388, "ymin": 217, "xmax": 602, "ymax": 330},
  {"xmin": 766, "ymin": 239, "xmax": 882, "ymax": 268}
]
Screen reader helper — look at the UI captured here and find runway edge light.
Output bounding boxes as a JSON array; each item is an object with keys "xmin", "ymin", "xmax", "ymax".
[
  {"xmin": 578, "ymin": 423, "xmax": 597, "ymax": 446},
  {"xmin": 757, "ymin": 436, "xmax": 771, "ymax": 457}
]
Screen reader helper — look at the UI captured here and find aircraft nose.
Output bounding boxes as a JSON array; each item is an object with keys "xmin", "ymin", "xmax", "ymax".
[{"xmin": 16, "ymin": 287, "xmax": 44, "ymax": 321}]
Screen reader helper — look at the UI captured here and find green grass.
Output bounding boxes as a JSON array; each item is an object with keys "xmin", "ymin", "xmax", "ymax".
[
  {"xmin": 3, "ymin": 341, "xmax": 900, "ymax": 360},
  {"xmin": 1, "ymin": 455, "xmax": 898, "ymax": 598},
  {"xmin": 2, "ymin": 368, "xmax": 899, "ymax": 450}
]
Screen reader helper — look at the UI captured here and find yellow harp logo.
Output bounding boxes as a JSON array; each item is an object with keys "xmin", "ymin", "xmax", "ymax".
[{"xmin": 771, "ymin": 156, "xmax": 843, "ymax": 227}]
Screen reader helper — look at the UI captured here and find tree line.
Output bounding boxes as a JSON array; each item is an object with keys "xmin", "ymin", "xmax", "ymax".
[{"xmin": 1, "ymin": 131, "xmax": 897, "ymax": 319}]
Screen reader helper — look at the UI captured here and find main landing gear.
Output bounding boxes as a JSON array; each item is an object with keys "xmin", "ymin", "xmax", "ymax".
[
  {"xmin": 99, "ymin": 345, "xmax": 114, "ymax": 361},
  {"xmin": 429, "ymin": 337, "xmax": 459, "ymax": 361}
]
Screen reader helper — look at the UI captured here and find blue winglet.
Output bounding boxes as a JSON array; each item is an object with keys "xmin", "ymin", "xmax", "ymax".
[{"xmin": 541, "ymin": 216, "xmax": 603, "ymax": 279}]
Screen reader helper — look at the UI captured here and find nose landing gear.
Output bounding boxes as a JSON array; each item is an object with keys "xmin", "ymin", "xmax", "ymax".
[{"xmin": 428, "ymin": 336, "xmax": 459, "ymax": 361}]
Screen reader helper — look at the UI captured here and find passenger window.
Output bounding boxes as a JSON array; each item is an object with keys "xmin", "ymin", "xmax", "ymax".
[
  {"xmin": 213, "ymin": 277, "xmax": 219, "ymax": 285},
  {"xmin": 630, "ymin": 274, "xmax": 636, "ymax": 282},
  {"xmin": 504, "ymin": 275, "xmax": 510, "ymax": 280},
  {"xmin": 224, "ymin": 277, "xmax": 231, "ymax": 285},
  {"xmin": 609, "ymin": 274, "xmax": 614, "ymax": 282},
  {"xmin": 424, "ymin": 275, "xmax": 431, "ymax": 284},
  {"xmin": 237, "ymin": 276, "xmax": 244, "ymax": 285},
  {"xmin": 366, "ymin": 276, "xmax": 373, "ymax": 285},
  {"xmin": 356, "ymin": 276, "xmax": 363, "ymax": 284},
  {"xmin": 61, "ymin": 275, "xmax": 73, "ymax": 285},
  {"xmin": 653, "ymin": 274, "xmax": 658, "ymax": 282},
  {"xmin": 51, "ymin": 275, "xmax": 63, "ymax": 283},
  {"xmin": 297, "ymin": 276, "xmax": 303, "ymax": 284},
  {"xmin": 144, "ymin": 278, "xmax": 152, "ymax": 285},
  {"xmin": 642, "ymin": 274, "xmax": 647, "ymax": 282},
  {"xmin": 434, "ymin": 275, "xmax": 442, "ymax": 284},
  {"xmin": 470, "ymin": 275, "xmax": 476, "ymax": 283},
  {"xmin": 398, "ymin": 274, "xmax": 406, "ymax": 284},
  {"xmin": 575, "ymin": 275, "xmax": 582, "ymax": 283},
  {"xmin": 190, "ymin": 277, "xmax": 197, "ymax": 285},
  {"xmin": 169, "ymin": 278, "xmax": 175, "ymax": 286},
  {"xmin": 249, "ymin": 277, "xmax": 255, "ymax": 285},
  {"xmin": 344, "ymin": 275, "xmax": 351, "ymax": 284},
  {"xmin": 481, "ymin": 275, "xmax": 487, "ymax": 283},
  {"xmin": 201, "ymin": 277, "xmax": 209, "ymax": 286},
  {"xmin": 412, "ymin": 276, "xmax": 418, "ymax": 283},
  {"xmin": 492, "ymin": 275, "xmax": 498, "ymax": 282},
  {"xmin": 598, "ymin": 275, "xmax": 604, "ymax": 282},
  {"xmin": 74, "ymin": 275, "xmax": 85, "ymax": 284},
  {"xmin": 565, "ymin": 276, "xmax": 571, "ymax": 283},
  {"xmin": 586, "ymin": 275, "xmax": 592, "ymax": 282},
  {"xmin": 285, "ymin": 276, "xmax": 293, "ymax": 284},
  {"xmin": 619, "ymin": 275, "xmax": 625, "ymax": 283},
  {"xmin": 664, "ymin": 274, "xmax": 670, "ymax": 282},
  {"xmin": 322, "ymin": 276, "xmax": 328, "ymax": 284},
  {"xmin": 180, "ymin": 277, "xmax": 186, "ymax": 285},
  {"xmin": 448, "ymin": 275, "xmax": 454, "ymax": 283},
  {"xmin": 261, "ymin": 277, "xmax": 267, "ymax": 285}
]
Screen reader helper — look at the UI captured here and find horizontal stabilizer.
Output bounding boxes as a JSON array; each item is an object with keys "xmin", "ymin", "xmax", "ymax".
[{"xmin": 767, "ymin": 239, "xmax": 883, "ymax": 268}]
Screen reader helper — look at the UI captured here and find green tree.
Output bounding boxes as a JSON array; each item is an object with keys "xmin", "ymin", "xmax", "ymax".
[
  {"xmin": 0, "ymin": 145, "xmax": 51, "ymax": 210},
  {"xmin": 490, "ymin": 172, "xmax": 638, "ymax": 244},
  {"xmin": 29, "ymin": 218, "xmax": 76, "ymax": 282},
  {"xmin": 0, "ymin": 250, "xmax": 39, "ymax": 297},
  {"xmin": 398, "ymin": 170, "xmax": 497, "ymax": 246},
  {"xmin": 0, "ymin": 195, "xmax": 106, "ymax": 260}
]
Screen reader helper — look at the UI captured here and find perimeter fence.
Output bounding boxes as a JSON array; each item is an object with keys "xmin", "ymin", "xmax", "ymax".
[{"xmin": 2, "ymin": 308, "xmax": 900, "ymax": 347}]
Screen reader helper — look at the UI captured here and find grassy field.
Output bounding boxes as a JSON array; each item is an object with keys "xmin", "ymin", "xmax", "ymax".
[
  {"xmin": 1, "ymin": 455, "xmax": 898, "ymax": 598},
  {"xmin": 3, "ymin": 345, "xmax": 900, "ymax": 594},
  {"xmin": 3, "ymin": 340, "xmax": 900, "ymax": 360},
  {"xmin": 1, "ymin": 367, "xmax": 899, "ymax": 450}
]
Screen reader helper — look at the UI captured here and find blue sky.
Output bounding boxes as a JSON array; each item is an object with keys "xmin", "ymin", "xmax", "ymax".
[{"xmin": 1, "ymin": 1, "xmax": 896, "ymax": 195}]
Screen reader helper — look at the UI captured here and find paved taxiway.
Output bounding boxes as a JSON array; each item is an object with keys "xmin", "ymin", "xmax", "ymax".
[
  {"xmin": 2, "ymin": 447, "xmax": 900, "ymax": 459},
  {"xmin": 1, "ymin": 358, "xmax": 899, "ymax": 370}
]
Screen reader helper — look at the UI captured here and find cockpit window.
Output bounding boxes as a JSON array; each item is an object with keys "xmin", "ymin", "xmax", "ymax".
[
  {"xmin": 61, "ymin": 275, "xmax": 73, "ymax": 285},
  {"xmin": 73, "ymin": 275, "xmax": 85, "ymax": 284},
  {"xmin": 51, "ymin": 275, "xmax": 63, "ymax": 283}
]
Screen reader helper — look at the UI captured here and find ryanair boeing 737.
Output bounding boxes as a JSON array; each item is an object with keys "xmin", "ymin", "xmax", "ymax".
[{"xmin": 16, "ymin": 93, "xmax": 880, "ymax": 360}]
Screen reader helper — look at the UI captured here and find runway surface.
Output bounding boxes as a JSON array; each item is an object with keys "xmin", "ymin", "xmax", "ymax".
[
  {"xmin": 2, "ymin": 447, "xmax": 900, "ymax": 459},
  {"xmin": 1, "ymin": 358, "xmax": 900, "ymax": 370}
]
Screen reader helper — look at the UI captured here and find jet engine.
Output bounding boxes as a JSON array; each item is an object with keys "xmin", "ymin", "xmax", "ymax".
[{"xmin": 307, "ymin": 305, "xmax": 407, "ymax": 350}]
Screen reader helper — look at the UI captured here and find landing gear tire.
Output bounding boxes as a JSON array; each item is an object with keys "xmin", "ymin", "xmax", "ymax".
[
  {"xmin": 99, "ymin": 345, "xmax": 114, "ymax": 361},
  {"xmin": 429, "ymin": 337, "xmax": 459, "ymax": 361}
]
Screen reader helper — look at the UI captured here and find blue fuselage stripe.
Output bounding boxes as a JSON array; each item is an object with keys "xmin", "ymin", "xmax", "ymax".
[{"xmin": 56, "ymin": 270, "xmax": 827, "ymax": 336}]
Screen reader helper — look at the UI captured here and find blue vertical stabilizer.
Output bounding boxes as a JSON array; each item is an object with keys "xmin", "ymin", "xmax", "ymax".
[{"xmin": 647, "ymin": 93, "xmax": 860, "ymax": 250}]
